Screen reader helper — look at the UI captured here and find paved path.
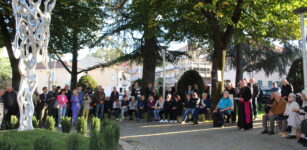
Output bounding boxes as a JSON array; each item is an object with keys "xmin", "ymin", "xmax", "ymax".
[{"xmin": 120, "ymin": 120, "xmax": 305, "ymax": 150}]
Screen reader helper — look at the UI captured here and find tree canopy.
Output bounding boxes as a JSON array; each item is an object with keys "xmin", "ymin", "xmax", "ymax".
[{"xmin": 49, "ymin": 0, "xmax": 106, "ymax": 89}]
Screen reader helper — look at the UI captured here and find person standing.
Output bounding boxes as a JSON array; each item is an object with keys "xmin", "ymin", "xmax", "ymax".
[
  {"xmin": 157, "ymin": 82, "xmax": 163, "ymax": 96},
  {"xmin": 131, "ymin": 82, "xmax": 142, "ymax": 100},
  {"xmin": 38, "ymin": 87, "xmax": 48, "ymax": 126},
  {"xmin": 71, "ymin": 89, "xmax": 80, "ymax": 126},
  {"xmin": 64, "ymin": 85, "xmax": 72, "ymax": 117},
  {"xmin": 145, "ymin": 84, "xmax": 154, "ymax": 99},
  {"xmin": 270, "ymin": 82, "xmax": 281, "ymax": 93},
  {"xmin": 237, "ymin": 80, "xmax": 253, "ymax": 130},
  {"xmin": 93, "ymin": 86, "xmax": 105, "ymax": 120},
  {"xmin": 82, "ymin": 91, "xmax": 92, "ymax": 121},
  {"xmin": 2, "ymin": 86, "xmax": 18, "ymax": 122},
  {"xmin": 281, "ymin": 79, "xmax": 293, "ymax": 101},
  {"xmin": 248, "ymin": 79, "xmax": 260, "ymax": 120},
  {"xmin": 0, "ymin": 89, "xmax": 4, "ymax": 129},
  {"xmin": 47, "ymin": 85, "xmax": 58, "ymax": 120},
  {"xmin": 110, "ymin": 87, "xmax": 119, "ymax": 102},
  {"xmin": 57, "ymin": 89, "xmax": 68, "ymax": 127},
  {"xmin": 225, "ymin": 83, "xmax": 237, "ymax": 123}
]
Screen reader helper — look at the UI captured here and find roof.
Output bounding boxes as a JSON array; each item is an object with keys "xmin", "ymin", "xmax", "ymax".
[
  {"xmin": 78, "ymin": 56, "xmax": 106, "ymax": 69},
  {"xmin": 36, "ymin": 61, "xmax": 72, "ymax": 69}
]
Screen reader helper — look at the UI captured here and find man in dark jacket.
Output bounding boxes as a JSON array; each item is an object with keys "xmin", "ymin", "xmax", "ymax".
[
  {"xmin": 110, "ymin": 87, "xmax": 119, "ymax": 102},
  {"xmin": 38, "ymin": 87, "xmax": 49, "ymax": 126},
  {"xmin": 2, "ymin": 86, "xmax": 18, "ymax": 122},
  {"xmin": 281, "ymin": 79, "xmax": 293, "ymax": 101},
  {"xmin": 248, "ymin": 79, "xmax": 260, "ymax": 119}
]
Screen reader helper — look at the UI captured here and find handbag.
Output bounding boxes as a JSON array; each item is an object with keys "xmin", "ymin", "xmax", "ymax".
[{"xmin": 53, "ymin": 101, "xmax": 60, "ymax": 109}]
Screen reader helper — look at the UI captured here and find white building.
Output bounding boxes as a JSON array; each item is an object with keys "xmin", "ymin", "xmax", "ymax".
[
  {"xmin": 129, "ymin": 44, "xmax": 288, "ymax": 88},
  {"xmin": 35, "ymin": 56, "xmax": 130, "ymax": 95}
]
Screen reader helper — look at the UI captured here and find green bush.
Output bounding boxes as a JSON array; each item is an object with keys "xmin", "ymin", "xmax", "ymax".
[
  {"xmin": 33, "ymin": 136, "xmax": 55, "ymax": 150},
  {"xmin": 287, "ymin": 58, "xmax": 303, "ymax": 93},
  {"xmin": 10, "ymin": 115, "xmax": 19, "ymax": 129},
  {"xmin": 45, "ymin": 116, "xmax": 55, "ymax": 131},
  {"xmin": 101, "ymin": 119, "xmax": 120, "ymax": 150},
  {"xmin": 32, "ymin": 116, "xmax": 39, "ymax": 128},
  {"xmin": 67, "ymin": 134, "xmax": 82, "ymax": 150},
  {"xmin": 91, "ymin": 117, "xmax": 100, "ymax": 132},
  {"xmin": 89, "ymin": 130, "xmax": 105, "ymax": 150},
  {"xmin": 76, "ymin": 117, "xmax": 87, "ymax": 135},
  {"xmin": 61, "ymin": 116, "xmax": 72, "ymax": 133},
  {"xmin": 0, "ymin": 138, "xmax": 17, "ymax": 150},
  {"xmin": 78, "ymin": 75, "xmax": 98, "ymax": 90},
  {"xmin": 177, "ymin": 70, "xmax": 205, "ymax": 98}
]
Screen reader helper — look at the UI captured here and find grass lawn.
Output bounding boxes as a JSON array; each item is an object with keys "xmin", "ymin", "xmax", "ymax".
[{"xmin": 0, "ymin": 129, "xmax": 90, "ymax": 150}]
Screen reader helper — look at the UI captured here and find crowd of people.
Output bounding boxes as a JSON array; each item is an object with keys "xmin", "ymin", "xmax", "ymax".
[{"xmin": 0, "ymin": 78, "xmax": 306, "ymax": 147}]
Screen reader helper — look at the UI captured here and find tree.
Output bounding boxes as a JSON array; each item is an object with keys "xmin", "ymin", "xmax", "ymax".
[
  {"xmin": 287, "ymin": 58, "xmax": 303, "ymax": 93},
  {"xmin": 49, "ymin": 0, "xmax": 105, "ymax": 89},
  {"xmin": 0, "ymin": 52, "xmax": 12, "ymax": 88},
  {"xmin": 98, "ymin": 0, "xmax": 186, "ymax": 91},
  {"xmin": 78, "ymin": 75, "xmax": 98, "ymax": 90},
  {"xmin": 177, "ymin": 70, "xmax": 205, "ymax": 98},
  {"xmin": 91, "ymin": 47, "xmax": 124, "ymax": 62},
  {"xmin": 227, "ymin": 42, "xmax": 299, "ymax": 85},
  {"xmin": 169, "ymin": 0, "xmax": 302, "ymax": 104},
  {"xmin": 0, "ymin": 0, "xmax": 21, "ymax": 90}
]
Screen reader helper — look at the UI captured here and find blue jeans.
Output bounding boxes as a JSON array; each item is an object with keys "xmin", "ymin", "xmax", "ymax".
[
  {"xmin": 147, "ymin": 109, "xmax": 154, "ymax": 121},
  {"xmin": 58, "ymin": 105, "xmax": 67, "ymax": 125},
  {"xmin": 193, "ymin": 108, "xmax": 209, "ymax": 122},
  {"xmin": 182, "ymin": 108, "xmax": 195, "ymax": 122},
  {"xmin": 96, "ymin": 104, "xmax": 104, "ymax": 120},
  {"xmin": 154, "ymin": 109, "xmax": 162, "ymax": 120}
]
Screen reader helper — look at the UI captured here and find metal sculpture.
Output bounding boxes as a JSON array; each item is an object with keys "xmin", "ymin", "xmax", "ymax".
[{"xmin": 12, "ymin": 0, "xmax": 56, "ymax": 131}]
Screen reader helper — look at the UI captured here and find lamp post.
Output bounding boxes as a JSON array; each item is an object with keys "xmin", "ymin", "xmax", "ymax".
[
  {"xmin": 293, "ymin": 7, "xmax": 307, "ymax": 88},
  {"xmin": 163, "ymin": 49, "xmax": 166, "ymax": 100}
]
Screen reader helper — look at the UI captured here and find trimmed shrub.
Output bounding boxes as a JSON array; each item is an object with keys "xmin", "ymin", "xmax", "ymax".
[
  {"xmin": 61, "ymin": 116, "xmax": 72, "ymax": 133},
  {"xmin": 0, "ymin": 138, "xmax": 17, "ymax": 150},
  {"xmin": 34, "ymin": 136, "xmax": 54, "ymax": 150},
  {"xmin": 89, "ymin": 130, "xmax": 105, "ymax": 150},
  {"xmin": 76, "ymin": 117, "xmax": 87, "ymax": 135},
  {"xmin": 67, "ymin": 134, "xmax": 82, "ymax": 150},
  {"xmin": 177, "ymin": 70, "xmax": 205, "ymax": 98},
  {"xmin": 45, "ymin": 116, "xmax": 55, "ymax": 131},
  {"xmin": 91, "ymin": 117, "xmax": 100, "ymax": 132},
  {"xmin": 78, "ymin": 75, "xmax": 98, "ymax": 90},
  {"xmin": 32, "ymin": 116, "xmax": 39, "ymax": 128},
  {"xmin": 287, "ymin": 58, "xmax": 303, "ymax": 93},
  {"xmin": 101, "ymin": 119, "xmax": 120, "ymax": 150},
  {"xmin": 10, "ymin": 115, "xmax": 18, "ymax": 129}
]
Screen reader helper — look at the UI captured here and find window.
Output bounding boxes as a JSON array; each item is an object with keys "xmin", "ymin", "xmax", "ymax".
[
  {"xmin": 257, "ymin": 80, "xmax": 263, "ymax": 87},
  {"xmin": 112, "ymin": 75, "xmax": 115, "ymax": 80},
  {"xmin": 268, "ymin": 81, "xmax": 273, "ymax": 88}
]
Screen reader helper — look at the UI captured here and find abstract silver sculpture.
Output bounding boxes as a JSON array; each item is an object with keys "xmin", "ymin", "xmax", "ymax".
[{"xmin": 12, "ymin": 0, "xmax": 56, "ymax": 131}]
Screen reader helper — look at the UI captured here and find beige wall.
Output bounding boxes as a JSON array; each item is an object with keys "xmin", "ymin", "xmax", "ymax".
[{"xmin": 36, "ymin": 68, "xmax": 75, "ymax": 93}]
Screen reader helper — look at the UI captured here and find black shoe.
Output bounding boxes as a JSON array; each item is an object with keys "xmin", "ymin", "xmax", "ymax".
[
  {"xmin": 303, "ymin": 140, "xmax": 307, "ymax": 147},
  {"xmin": 261, "ymin": 130, "xmax": 269, "ymax": 134},
  {"xmin": 268, "ymin": 131, "xmax": 275, "ymax": 135},
  {"xmin": 193, "ymin": 122, "xmax": 198, "ymax": 125},
  {"xmin": 298, "ymin": 138, "xmax": 306, "ymax": 144},
  {"xmin": 287, "ymin": 135, "xmax": 296, "ymax": 139}
]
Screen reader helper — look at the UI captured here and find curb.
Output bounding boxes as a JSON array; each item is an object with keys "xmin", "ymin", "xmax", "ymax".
[{"xmin": 119, "ymin": 139, "xmax": 134, "ymax": 150}]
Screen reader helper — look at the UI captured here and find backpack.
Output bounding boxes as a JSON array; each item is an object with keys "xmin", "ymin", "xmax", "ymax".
[{"xmin": 212, "ymin": 112, "xmax": 223, "ymax": 127}]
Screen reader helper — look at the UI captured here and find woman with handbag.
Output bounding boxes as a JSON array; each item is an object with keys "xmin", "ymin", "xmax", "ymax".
[
  {"xmin": 57, "ymin": 89, "xmax": 68, "ymax": 127},
  {"xmin": 71, "ymin": 89, "xmax": 80, "ymax": 126}
]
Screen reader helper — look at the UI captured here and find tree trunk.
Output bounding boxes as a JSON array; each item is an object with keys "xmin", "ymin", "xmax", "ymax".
[
  {"xmin": 235, "ymin": 44, "xmax": 243, "ymax": 86},
  {"xmin": 211, "ymin": 44, "xmax": 227, "ymax": 106},
  {"xmin": 70, "ymin": 31, "xmax": 79, "ymax": 90},
  {"xmin": 141, "ymin": 38, "xmax": 157, "ymax": 91},
  {"xmin": 0, "ymin": 14, "xmax": 21, "ymax": 90}
]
